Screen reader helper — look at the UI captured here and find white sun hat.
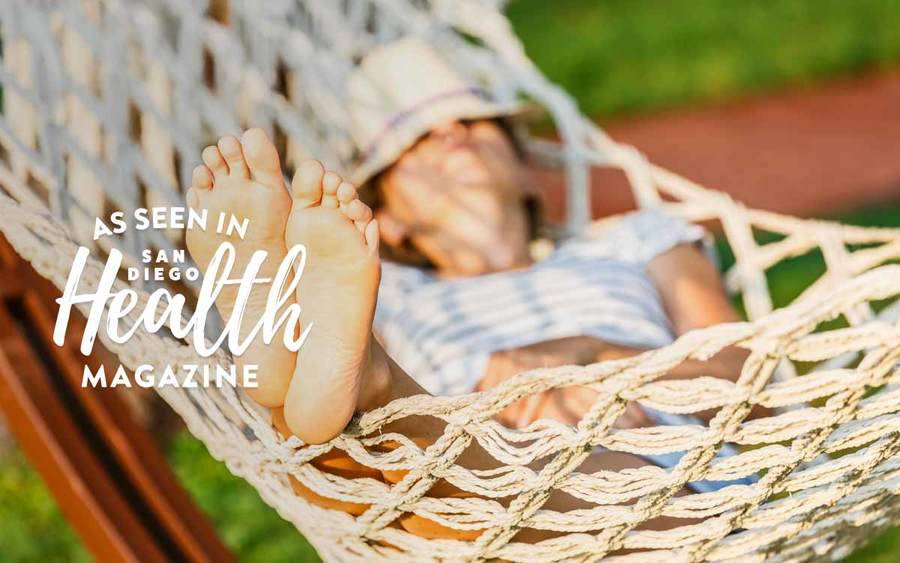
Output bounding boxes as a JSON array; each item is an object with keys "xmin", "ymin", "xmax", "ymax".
[{"xmin": 347, "ymin": 37, "xmax": 525, "ymax": 186}]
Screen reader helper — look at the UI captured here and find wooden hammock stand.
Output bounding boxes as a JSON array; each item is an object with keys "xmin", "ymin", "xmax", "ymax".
[{"xmin": 0, "ymin": 234, "xmax": 233, "ymax": 562}]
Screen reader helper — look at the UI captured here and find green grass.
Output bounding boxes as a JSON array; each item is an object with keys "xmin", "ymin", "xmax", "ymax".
[
  {"xmin": 0, "ymin": 435, "xmax": 320, "ymax": 563},
  {"xmin": 166, "ymin": 434, "xmax": 320, "ymax": 562},
  {"xmin": 849, "ymin": 528, "xmax": 900, "ymax": 563},
  {"xmin": 508, "ymin": 0, "xmax": 900, "ymax": 117},
  {"xmin": 0, "ymin": 451, "xmax": 90, "ymax": 563}
]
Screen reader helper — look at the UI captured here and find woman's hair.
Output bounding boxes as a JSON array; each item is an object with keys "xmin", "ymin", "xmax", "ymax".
[{"xmin": 363, "ymin": 118, "xmax": 543, "ymax": 268}]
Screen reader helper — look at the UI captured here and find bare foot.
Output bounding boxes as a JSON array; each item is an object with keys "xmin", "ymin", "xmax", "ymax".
[
  {"xmin": 282, "ymin": 161, "xmax": 386, "ymax": 443},
  {"xmin": 185, "ymin": 129, "xmax": 295, "ymax": 407}
]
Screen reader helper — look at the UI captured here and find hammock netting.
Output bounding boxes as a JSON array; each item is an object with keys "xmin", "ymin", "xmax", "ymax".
[{"xmin": 1, "ymin": 0, "xmax": 899, "ymax": 560}]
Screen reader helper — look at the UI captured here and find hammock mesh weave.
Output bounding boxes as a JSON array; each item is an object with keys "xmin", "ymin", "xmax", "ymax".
[{"xmin": 1, "ymin": 0, "xmax": 899, "ymax": 561}]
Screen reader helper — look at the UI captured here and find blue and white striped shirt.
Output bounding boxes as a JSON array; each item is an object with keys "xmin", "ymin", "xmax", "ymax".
[{"xmin": 374, "ymin": 210, "xmax": 709, "ymax": 396}]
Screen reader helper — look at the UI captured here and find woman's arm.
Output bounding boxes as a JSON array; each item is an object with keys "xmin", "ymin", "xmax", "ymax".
[
  {"xmin": 486, "ymin": 243, "xmax": 766, "ymax": 428},
  {"xmin": 647, "ymin": 243, "xmax": 741, "ymax": 335},
  {"xmin": 478, "ymin": 336, "xmax": 608, "ymax": 426},
  {"xmin": 645, "ymin": 243, "xmax": 772, "ymax": 420},
  {"xmin": 646, "ymin": 243, "xmax": 749, "ymax": 384}
]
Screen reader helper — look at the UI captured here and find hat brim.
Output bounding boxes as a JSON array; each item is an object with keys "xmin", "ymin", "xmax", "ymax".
[{"xmin": 350, "ymin": 96, "xmax": 530, "ymax": 187}]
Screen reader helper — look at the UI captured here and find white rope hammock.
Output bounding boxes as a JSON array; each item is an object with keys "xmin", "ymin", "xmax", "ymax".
[{"xmin": 1, "ymin": 0, "xmax": 899, "ymax": 560}]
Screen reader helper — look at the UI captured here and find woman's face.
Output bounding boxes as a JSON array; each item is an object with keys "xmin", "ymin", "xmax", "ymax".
[{"xmin": 376, "ymin": 119, "xmax": 533, "ymax": 277}]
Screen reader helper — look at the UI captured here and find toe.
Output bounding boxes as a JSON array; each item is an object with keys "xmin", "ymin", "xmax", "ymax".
[
  {"xmin": 191, "ymin": 165, "xmax": 213, "ymax": 191},
  {"xmin": 242, "ymin": 128, "xmax": 285, "ymax": 190},
  {"xmin": 364, "ymin": 219, "xmax": 380, "ymax": 255},
  {"xmin": 186, "ymin": 187, "xmax": 200, "ymax": 209},
  {"xmin": 354, "ymin": 217, "xmax": 373, "ymax": 235},
  {"xmin": 217, "ymin": 136, "xmax": 250, "ymax": 178},
  {"xmin": 343, "ymin": 199, "xmax": 371, "ymax": 221},
  {"xmin": 290, "ymin": 159, "xmax": 325, "ymax": 207},
  {"xmin": 336, "ymin": 181, "xmax": 357, "ymax": 204},
  {"xmin": 321, "ymin": 171, "xmax": 341, "ymax": 208},
  {"xmin": 202, "ymin": 145, "xmax": 229, "ymax": 178}
]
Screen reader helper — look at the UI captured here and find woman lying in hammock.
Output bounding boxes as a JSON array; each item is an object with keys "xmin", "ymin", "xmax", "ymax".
[{"xmin": 185, "ymin": 39, "xmax": 764, "ymax": 536}]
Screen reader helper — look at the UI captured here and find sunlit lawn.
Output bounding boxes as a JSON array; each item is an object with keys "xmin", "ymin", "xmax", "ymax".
[
  {"xmin": 2, "ymin": 1, "xmax": 900, "ymax": 561},
  {"xmin": 509, "ymin": 0, "xmax": 900, "ymax": 117}
]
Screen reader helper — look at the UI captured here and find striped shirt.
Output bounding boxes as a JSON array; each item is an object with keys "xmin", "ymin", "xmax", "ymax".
[
  {"xmin": 374, "ymin": 213, "xmax": 760, "ymax": 493},
  {"xmin": 374, "ymin": 210, "xmax": 710, "ymax": 396}
]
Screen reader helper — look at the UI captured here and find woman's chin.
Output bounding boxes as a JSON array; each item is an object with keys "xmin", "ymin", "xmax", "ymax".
[
  {"xmin": 466, "ymin": 249, "xmax": 524, "ymax": 276},
  {"xmin": 426, "ymin": 237, "xmax": 530, "ymax": 277},
  {"xmin": 436, "ymin": 252, "xmax": 493, "ymax": 278}
]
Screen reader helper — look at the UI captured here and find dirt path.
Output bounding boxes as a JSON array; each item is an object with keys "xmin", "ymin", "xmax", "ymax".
[{"xmin": 536, "ymin": 71, "xmax": 900, "ymax": 223}]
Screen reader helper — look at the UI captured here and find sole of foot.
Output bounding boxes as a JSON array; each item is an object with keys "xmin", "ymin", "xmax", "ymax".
[
  {"xmin": 281, "ymin": 160, "xmax": 383, "ymax": 444},
  {"xmin": 185, "ymin": 128, "xmax": 296, "ymax": 407}
]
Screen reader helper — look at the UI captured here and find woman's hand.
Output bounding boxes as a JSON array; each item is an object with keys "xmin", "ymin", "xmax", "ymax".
[
  {"xmin": 478, "ymin": 337, "xmax": 655, "ymax": 428},
  {"xmin": 478, "ymin": 337, "xmax": 596, "ymax": 427}
]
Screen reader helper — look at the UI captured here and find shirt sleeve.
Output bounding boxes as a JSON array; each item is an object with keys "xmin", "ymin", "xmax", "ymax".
[
  {"xmin": 374, "ymin": 260, "xmax": 431, "ymax": 332},
  {"xmin": 562, "ymin": 209, "xmax": 714, "ymax": 268}
]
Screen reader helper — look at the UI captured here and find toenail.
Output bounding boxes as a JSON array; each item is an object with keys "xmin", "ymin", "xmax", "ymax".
[
  {"xmin": 203, "ymin": 146, "xmax": 221, "ymax": 162},
  {"xmin": 197, "ymin": 166, "xmax": 214, "ymax": 185},
  {"xmin": 219, "ymin": 137, "xmax": 240, "ymax": 154},
  {"xmin": 243, "ymin": 128, "xmax": 265, "ymax": 141},
  {"xmin": 302, "ymin": 160, "xmax": 322, "ymax": 171}
]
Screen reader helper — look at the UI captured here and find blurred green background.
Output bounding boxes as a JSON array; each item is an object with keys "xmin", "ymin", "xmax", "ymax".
[
  {"xmin": 509, "ymin": 0, "xmax": 900, "ymax": 117},
  {"xmin": 2, "ymin": 0, "xmax": 900, "ymax": 561}
]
